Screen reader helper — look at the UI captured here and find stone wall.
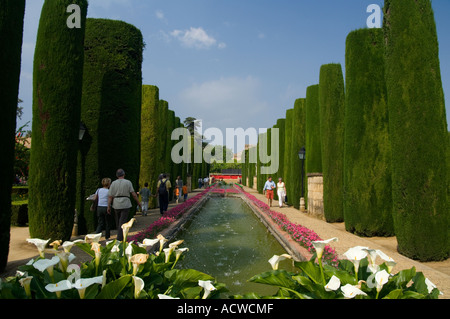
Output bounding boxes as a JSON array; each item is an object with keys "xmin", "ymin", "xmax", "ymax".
[{"xmin": 307, "ymin": 173, "xmax": 324, "ymax": 220}]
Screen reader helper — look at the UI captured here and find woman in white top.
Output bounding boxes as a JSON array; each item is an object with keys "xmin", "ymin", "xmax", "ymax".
[
  {"xmin": 94, "ymin": 178, "xmax": 112, "ymax": 239},
  {"xmin": 277, "ymin": 177, "xmax": 286, "ymax": 208}
]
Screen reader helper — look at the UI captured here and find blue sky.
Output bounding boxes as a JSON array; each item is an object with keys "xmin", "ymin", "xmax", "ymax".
[{"xmin": 17, "ymin": 0, "xmax": 450, "ymax": 151}]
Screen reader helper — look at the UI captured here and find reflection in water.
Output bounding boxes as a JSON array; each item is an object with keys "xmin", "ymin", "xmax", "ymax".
[{"xmin": 174, "ymin": 196, "xmax": 292, "ymax": 296}]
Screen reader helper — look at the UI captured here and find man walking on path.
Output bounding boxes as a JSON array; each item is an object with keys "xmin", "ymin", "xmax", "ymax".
[
  {"xmin": 263, "ymin": 176, "xmax": 276, "ymax": 207},
  {"xmin": 107, "ymin": 169, "xmax": 141, "ymax": 241},
  {"xmin": 157, "ymin": 174, "xmax": 171, "ymax": 215}
]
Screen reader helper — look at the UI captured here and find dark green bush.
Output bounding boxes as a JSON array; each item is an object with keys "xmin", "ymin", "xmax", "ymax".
[
  {"xmin": 384, "ymin": 0, "xmax": 449, "ymax": 261},
  {"xmin": 290, "ymin": 99, "xmax": 307, "ymax": 209},
  {"xmin": 344, "ymin": 28, "xmax": 394, "ymax": 236},
  {"xmin": 319, "ymin": 64, "xmax": 345, "ymax": 222},
  {"xmin": 29, "ymin": 0, "xmax": 88, "ymax": 241},
  {"xmin": 140, "ymin": 85, "xmax": 160, "ymax": 208},
  {"xmin": 305, "ymin": 84, "xmax": 322, "ymax": 175},
  {"xmin": 76, "ymin": 18, "xmax": 144, "ymax": 233},
  {"xmin": 284, "ymin": 109, "xmax": 294, "ymax": 204}
]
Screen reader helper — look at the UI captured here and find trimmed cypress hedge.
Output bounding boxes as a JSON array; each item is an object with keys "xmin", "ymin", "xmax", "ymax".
[
  {"xmin": 0, "ymin": 0, "xmax": 25, "ymax": 271},
  {"xmin": 319, "ymin": 63, "xmax": 345, "ymax": 222},
  {"xmin": 343, "ymin": 28, "xmax": 394, "ymax": 237},
  {"xmin": 305, "ymin": 85, "xmax": 322, "ymax": 174},
  {"xmin": 290, "ymin": 99, "xmax": 307, "ymax": 209},
  {"xmin": 140, "ymin": 85, "xmax": 160, "ymax": 208},
  {"xmin": 276, "ymin": 118, "xmax": 286, "ymax": 183},
  {"xmin": 76, "ymin": 18, "xmax": 143, "ymax": 233},
  {"xmin": 29, "ymin": 0, "xmax": 88, "ymax": 241},
  {"xmin": 165, "ymin": 109, "xmax": 175, "ymax": 199},
  {"xmin": 284, "ymin": 109, "xmax": 294, "ymax": 204},
  {"xmin": 384, "ymin": 0, "xmax": 449, "ymax": 261}
]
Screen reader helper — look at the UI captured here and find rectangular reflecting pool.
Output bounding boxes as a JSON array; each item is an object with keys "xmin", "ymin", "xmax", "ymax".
[{"xmin": 173, "ymin": 196, "xmax": 293, "ymax": 296}]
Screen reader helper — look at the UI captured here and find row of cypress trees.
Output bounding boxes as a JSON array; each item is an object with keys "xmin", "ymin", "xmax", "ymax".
[{"xmin": 244, "ymin": 0, "xmax": 449, "ymax": 261}]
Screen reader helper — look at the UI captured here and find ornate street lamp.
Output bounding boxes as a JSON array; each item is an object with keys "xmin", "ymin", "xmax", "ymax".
[
  {"xmin": 79, "ymin": 122, "xmax": 87, "ymax": 141},
  {"xmin": 298, "ymin": 146, "xmax": 306, "ymax": 211}
]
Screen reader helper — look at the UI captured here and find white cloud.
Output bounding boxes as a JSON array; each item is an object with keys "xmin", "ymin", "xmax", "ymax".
[
  {"xmin": 170, "ymin": 27, "xmax": 225, "ymax": 50},
  {"xmin": 156, "ymin": 10, "xmax": 164, "ymax": 20},
  {"xmin": 177, "ymin": 76, "xmax": 270, "ymax": 136}
]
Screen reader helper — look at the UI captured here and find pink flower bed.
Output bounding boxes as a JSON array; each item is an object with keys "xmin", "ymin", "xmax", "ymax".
[
  {"xmin": 129, "ymin": 187, "xmax": 212, "ymax": 242},
  {"xmin": 233, "ymin": 184, "xmax": 338, "ymax": 265}
]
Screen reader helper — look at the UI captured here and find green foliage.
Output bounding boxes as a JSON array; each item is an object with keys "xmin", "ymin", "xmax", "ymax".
[
  {"xmin": 232, "ymin": 248, "xmax": 442, "ymax": 299},
  {"xmin": 344, "ymin": 28, "xmax": 394, "ymax": 236},
  {"xmin": 319, "ymin": 64, "xmax": 345, "ymax": 222},
  {"xmin": 29, "ymin": 0, "xmax": 88, "ymax": 241},
  {"xmin": 76, "ymin": 18, "xmax": 144, "ymax": 233},
  {"xmin": 283, "ymin": 109, "xmax": 294, "ymax": 204},
  {"xmin": 275, "ymin": 118, "xmax": 286, "ymax": 182},
  {"xmin": 0, "ymin": 0, "xmax": 26, "ymax": 272},
  {"xmin": 0, "ymin": 236, "xmax": 227, "ymax": 299},
  {"xmin": 140, "ymin": 85, "xmax": 160, "ymax": 208},
  {"xmin": 290, "ymin": 99, "xmax": 306, "ymax": 209},
  {"xmin": 305, "ymin": 84, "xmax": 322, "ymax": 174},
  {"xmin": 384, "ymin": 0, "xmax": 449, "ymax": 260}
]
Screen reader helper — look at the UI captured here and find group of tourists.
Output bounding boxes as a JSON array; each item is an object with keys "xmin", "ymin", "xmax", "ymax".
[
  {"xmin": 263, "ymin": 176, "xmax": 287, "ymax": 208},
  {"xmin": 90, "ymin": 169, "xmax": 188, "ymax": 242}
]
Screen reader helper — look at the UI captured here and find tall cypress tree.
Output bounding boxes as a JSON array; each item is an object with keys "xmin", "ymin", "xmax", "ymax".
[
  {"xmin": 344, "ymin": 28, "xmax": 394, "ymax": 237},
  {"xmin": 0, "ymin": 0, "xmax": 25, "ymax": 272},
  {"xmin": 276, "ymin": 118, "xmax": 286, "ymax": 183},
  {"xmin": 305, "ymin": 84, "xmax": 322, "ymax": 174},
  {"xmin": 76, "ymin": 18, "xmax": 144, "ymax": 233},
  {"xmin": 319, "ymin": 63, "xmax": 345, "ymax": 222},
  {"xmin": 290, "ymin": 99, "xmax": 307, "ymax": 209},
  {"xmin": 284, "ymin": 109, "xmax": 294, "ymax": 204},
  {"xmin": 29, "ymin": 0, "xmax": 88, "ymax": 241},
  {"xmin": 384, "ymin": 0, "xmax": 448, "ymax": 260},
  {"xmin": 140, "ymin": 85, "xmax": 160, "ymax": 209}
]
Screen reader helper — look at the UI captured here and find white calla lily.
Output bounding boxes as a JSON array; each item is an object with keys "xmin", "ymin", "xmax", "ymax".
[
  {"xmin": 73, "ymin": 276, "xmax": 103, "ymax": 299},
  {"xmin": 157, "ymin": 234, "xmax": 168, "ymax": 253},
  {"xmin": 121, "ymin": 218, "xmax": 136, "ymax": 241},
  {"xmin": 158, "ymin": 294, "xmax": 180, "ymax": 299},
  {"xmin": 311, "ymin": 237, "xmax": 338, "ymax": 259},
  {"xmin": 376, "ymin": 250, "xmax": 397, "ymax": 273},
  {"xmin": 45, "ymin": 280, "xmax": 72, "ymax": 298},
  {"xmin": 425, "ymin": 278, "xmax": 443, "ymax": 295},
  {"xmin": 85, "ymin": 233, "xmax": 102, "ymax": 243},
  {"xmin": 268, "ymin": 254, "xmax": 292, "ymax": 270},
  {"xmin": 375, "ymin": 270, "xmax": 390, "ymax": 292},
  {"xmin": 344, "ymin": 246, "xmax": 368, "ymax": 279},
  {"xmin": 19, "ymin": 276, "xmax": 33, "ymax": 298},
  {"xmin": 133, "ymin": 276, "xmax": 145, "ymax": 299},
  {"xmin": 324, "ymin": 275, "xmax": 341, "ymax": 292},
  {"xmin": 32, "ymin": 256, "xmax": 60, "ymax": 280},
  {"xmin": 26, "ymin": 238, "xmax": 50, "ymax": 258},
  {"xmin": 198, "ymin": 280, "xmax": 217, "ymax": 299},
  {"xmin": 139, "ymin": 238, "xmax": 159, "ymax": 248},
  {"xmin": 341, "ymin": 284, "xmax": 367, "ymax": 299}
]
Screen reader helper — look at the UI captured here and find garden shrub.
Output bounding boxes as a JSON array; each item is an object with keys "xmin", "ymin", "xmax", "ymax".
[
  {"xmin": 276, "ymin": 118, "xmax": 286, "ymax": 184},
  {"xmin": 0, "ymin": 0, "xmax": 25, "ymax": 272},
  {"xmin": 29, "ymin": 0, "xmax": 88, "ymax": 241},
  {"xmin": 305, "ymin": 84, "xmax": 322, "ymax": 174},
  {"xmin": 290, "ymin": 99, "xmax": 307, "ymax": 209},
  {"xmin": 284, "ymin": 109, "xmax": 294, "ymax": 204},
  {"xmin": 140, "ymin": 85, "xmax": 160, "ymax": 209},
  {"xmin": 76, "ymin": 18, "xmax": 144, "ymax": 233},
  {"xmin": 384, "ymin": 0, "xmax": 449, "ymax": 261},
  {"xmin": 319, "ymin": 63, "xmax": 345, "ymax": 222},
  {"xmin": 344, "ymin": 28, "xmax": 394, "ymax": 237}
]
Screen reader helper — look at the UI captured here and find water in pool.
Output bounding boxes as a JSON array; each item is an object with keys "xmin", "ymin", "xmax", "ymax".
[{"xmin": 173, "ymin": 196, "xmax": 293, "ymax": 296}]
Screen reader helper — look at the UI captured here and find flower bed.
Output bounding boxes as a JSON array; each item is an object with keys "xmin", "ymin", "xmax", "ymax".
[
  {"xmin": 233, "ymin": 184, "xmax": 338, "ymax": 266},
  {"xmin": 129, "ymin": 187, "xmax": 211, "ymax": 242}
]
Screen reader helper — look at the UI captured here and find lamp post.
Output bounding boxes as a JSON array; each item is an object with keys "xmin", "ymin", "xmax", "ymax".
[
  {"xmin": 79, "ymin": 122, "xmax": 87, "ymax": 141},
  {"xmin": 298, "ymin": 147, "xmax": 306, "ymax": 212}
]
